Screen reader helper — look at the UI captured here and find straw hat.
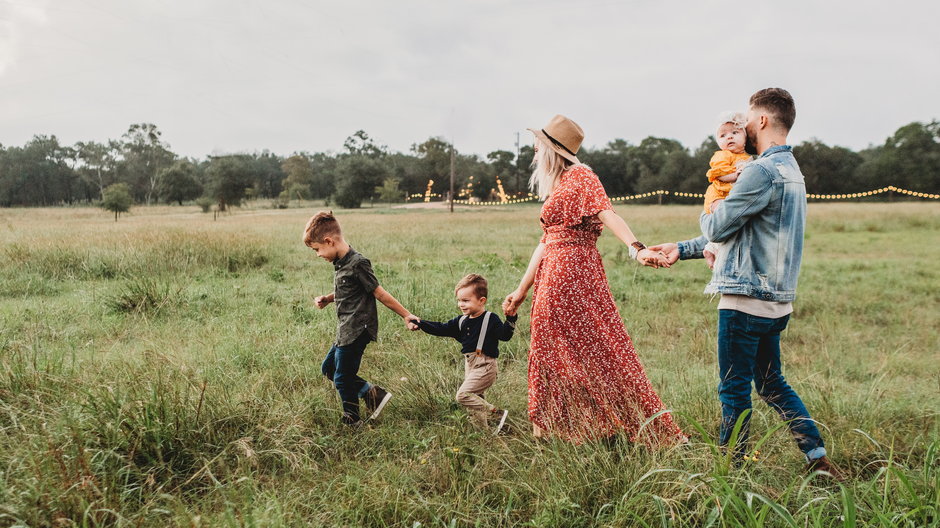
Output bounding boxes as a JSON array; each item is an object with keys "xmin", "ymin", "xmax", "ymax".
[{"xmin": 528, "ymin": 114, "xmax": 583, "ymax": 164}]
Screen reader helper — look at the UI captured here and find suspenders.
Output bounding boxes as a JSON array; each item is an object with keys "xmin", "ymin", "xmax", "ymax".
[{"xmin": 459, "ymin": 311, "xmax": 492, "ymax": 355}]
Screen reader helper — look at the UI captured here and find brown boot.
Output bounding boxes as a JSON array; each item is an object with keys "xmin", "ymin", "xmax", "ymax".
[{"xmin": 804, "ymin": 456, "xmax": 846, "ymax": 482}]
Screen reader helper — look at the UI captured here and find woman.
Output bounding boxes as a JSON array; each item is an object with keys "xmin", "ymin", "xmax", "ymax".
[{"xmin": 503, "ymin": 115, "xmax": 685, "ymax": 444}]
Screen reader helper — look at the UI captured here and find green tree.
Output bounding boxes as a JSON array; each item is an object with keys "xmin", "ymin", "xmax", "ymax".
[
  {"xmin": 580, "ymin": 140, "xmax": 635, "ymax": 196},
  {"xmin": 487, "ymin": 150, "xmax": 518, "ymax": 195},
  {"xmin": 515, "ymin": 145, "xmax": 535, "ymax": 194},
  {"xmin": 855, "ymin": 121, "xmax": 940, "ymax": 193},
  {"xmin": 120, "ymin": 123, "xmax": 175, "ymax": 205},
  {"xmin": 157, "ymin": 160, "xmax": 203, "ymax": 205},
  {"xmin": 281, "ymin": 154, "xmax": 315, "ymax": 200},
  {"xmin": 75, "ymin": 140, "xmax": 118, "ymax": 201},
  {"xmin": 374, "ymin": 177, "xmax": 404, "ymax": 206},
  {"xmin": 308, "ymin": 152, "xmax": 339, "ymax": 198},
  {"xmin": 334, "ymin": 155, "xmax": 386, "ymax": 208},
  {"xmin": 205, "ymin": 156, "xmax": 253, "ymax": 211},
  {"xmin": 386, "ymin": 152, "xmax": 424, "ymax": 197},
  {"xmin": 101, "ymin": 183, "xmax": 133, "ymax": 221},
  {"xmin": 246, "ymin": 151, "xmax": 285, "ymax": 199},
  {"xmin": 411, "ymin": 137, "xmax": 453, "ymax": 195},
  {"xmin": 344, "ymin": 130, "xmax": 386, "ymax": 158},
  {"xmin": 630, "ymin": 137, "xmax": 687, "ymax": 196},
  {"xmin": 0, "ymin": 135, "xmax": 78, "ymax": 206},
  {"xmin": 794, "ymin": 139, "xmax": 864, "ymax": 194}
]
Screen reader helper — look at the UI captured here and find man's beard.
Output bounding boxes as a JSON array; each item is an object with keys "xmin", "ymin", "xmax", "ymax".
[{"xmin": 744, "ymin": 132, "xmax": 758, "ymax": 155}]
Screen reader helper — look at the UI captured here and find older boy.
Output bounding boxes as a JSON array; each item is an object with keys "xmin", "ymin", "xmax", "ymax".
[{"xmin": 304, "ymin": 211, "xmax": 418, "ymax": 426}]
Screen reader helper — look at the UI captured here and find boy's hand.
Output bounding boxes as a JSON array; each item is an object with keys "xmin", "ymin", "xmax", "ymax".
[
  {"xmin": 314, "ymin": 295, "xmax": 333, "ymax": 309},
  {"xmin": 704, "ymin": 249, "xmax": 716, "ymax": 270},
  {"xmin": 404, "ymin": 314, "xmax": 421, "ymax": 331}
]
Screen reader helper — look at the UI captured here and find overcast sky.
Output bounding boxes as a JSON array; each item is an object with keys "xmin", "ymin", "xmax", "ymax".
[{"xmin": 2, "ymin": 0, "xmax": 939, "ymax": 159}]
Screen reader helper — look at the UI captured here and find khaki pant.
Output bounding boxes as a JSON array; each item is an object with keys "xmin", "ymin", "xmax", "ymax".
[{"xmin": 455, "ymin": 352, "xmax": 498, "ymax": 428}]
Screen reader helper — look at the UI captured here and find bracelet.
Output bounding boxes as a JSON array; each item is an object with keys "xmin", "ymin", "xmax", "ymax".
[{"xmin": 629, "ymin": 241, "xmax": 646, "ymax": 260}]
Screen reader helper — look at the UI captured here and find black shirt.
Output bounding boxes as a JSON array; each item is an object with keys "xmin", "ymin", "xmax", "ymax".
[
  {"xmin": 417, "ymin": 311, "xmax": 517, "ymax": 358},
  {"xmin": 332, "ymin": 247, "xmax": 380, "ymax": 346}
]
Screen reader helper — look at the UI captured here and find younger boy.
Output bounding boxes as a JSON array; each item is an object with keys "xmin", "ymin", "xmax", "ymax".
[
  {"xmin": 304, "ymin": 211, "xmax": 419, "ymax": 426},
  {"xmin": 412, "ymin": 274, "xmax": 516, "ymax": 434}
]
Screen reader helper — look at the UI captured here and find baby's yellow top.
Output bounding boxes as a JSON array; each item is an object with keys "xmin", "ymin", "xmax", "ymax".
[{"xmin": 707, "ymin": 150, "xmax": 752, "ymax": 183}]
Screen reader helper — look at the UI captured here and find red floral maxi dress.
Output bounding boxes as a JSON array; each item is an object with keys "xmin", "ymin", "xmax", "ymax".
[{"xmin": 528, "ymin": 165, "xmax": 685, "ymax": 443}]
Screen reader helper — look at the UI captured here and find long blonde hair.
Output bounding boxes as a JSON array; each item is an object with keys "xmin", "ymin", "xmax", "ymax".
[{"xmin": 529, "ymin": 138, "xmax": 574, "ymax": 198}]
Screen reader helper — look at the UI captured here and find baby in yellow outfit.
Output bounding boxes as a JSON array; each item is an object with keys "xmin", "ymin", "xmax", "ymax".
[
  {"xmin": 704, "ymin": 112, "xmax": 751, "ymax": 214},
  {"xmin": 703, "ymin": 112, "xmax": 752, "ymax": 268}
]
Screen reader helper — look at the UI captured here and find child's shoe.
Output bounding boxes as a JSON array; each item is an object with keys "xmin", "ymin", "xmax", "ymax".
[
  {"xmin": 364, "ymin": 386, "xmax": 393, "ymax": 420},
  {"xmin": 341, "ymin": 412, "xmax": 362, "ymax": 427},
  {"xmin": 804, "ymin": 456, "xmax": 846, "ymax": 482}
]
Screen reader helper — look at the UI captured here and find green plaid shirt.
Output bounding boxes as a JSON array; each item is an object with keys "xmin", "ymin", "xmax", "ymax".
[{"xmin": 332, "ymin": 247, "xmax": 379, "ymax": 346}]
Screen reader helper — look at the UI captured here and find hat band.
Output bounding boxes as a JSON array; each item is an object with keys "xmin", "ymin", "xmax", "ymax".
[{"xmin": 542, "ymin": 129, "xmax": 578, "ymax": 157}]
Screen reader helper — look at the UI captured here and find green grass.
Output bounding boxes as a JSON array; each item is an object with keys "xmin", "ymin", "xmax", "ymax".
[{"xmin": 0, "ymin": 202, "xmax": 938, "ymax": 527}]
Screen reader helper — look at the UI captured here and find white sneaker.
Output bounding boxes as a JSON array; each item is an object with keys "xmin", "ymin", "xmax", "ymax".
[
  {"xmin": 365, "ymin": 386, "xmax": 393, "ymax": 420},
  {"xmin": 493, "ymin": 409, "xmax": 509, "ymax": 435}
]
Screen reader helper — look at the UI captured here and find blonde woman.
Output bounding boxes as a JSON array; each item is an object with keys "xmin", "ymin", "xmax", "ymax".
[{"xmin": 503, "ymin": 115, "xmax": 685, "ymax": 443}]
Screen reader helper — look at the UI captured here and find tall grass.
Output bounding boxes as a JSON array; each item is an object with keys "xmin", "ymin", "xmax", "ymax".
[{"xmin": 0, "ymin": 203, "xmax": 937, "ymax": 526}]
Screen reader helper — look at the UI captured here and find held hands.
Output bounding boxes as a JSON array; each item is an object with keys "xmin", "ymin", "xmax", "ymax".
[
  {"xmin": 404, "ymin": 314, "xmax": 421, "ymax": 331},
  {"xmin": 636, "ymin": 248, "xmax": 670, "ymax": 269},
  {"xmin": 647, "ymin": 243, "xmax": 680, "ymax": 266},
  {"xmin": 502, "ymin": 289, "xmax": 526, "ymax": 317}
]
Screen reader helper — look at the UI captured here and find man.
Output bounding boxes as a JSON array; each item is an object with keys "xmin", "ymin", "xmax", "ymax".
[{"xmin": 651, "ymin": 88, "xmax": 842, "ymax": 478}]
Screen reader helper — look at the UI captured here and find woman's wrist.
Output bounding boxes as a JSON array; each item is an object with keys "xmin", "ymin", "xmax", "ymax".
[{"xmin": 629, "ymin": 241, "xmax": 646, "ymax": 260}]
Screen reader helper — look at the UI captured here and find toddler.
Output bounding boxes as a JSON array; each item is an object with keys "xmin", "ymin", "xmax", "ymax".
[{"xmin": 412, "ymin": 274, "xmax": 515, "ymax": 434}]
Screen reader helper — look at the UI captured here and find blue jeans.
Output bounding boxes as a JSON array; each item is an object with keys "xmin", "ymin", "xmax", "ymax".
[
  {"xmin": 322, "ymin": 332, "xmax": 373, "ymax": 421},
  {"xmin": 718, "ymin": 310, "xmax": 825, "ymax": 461}
]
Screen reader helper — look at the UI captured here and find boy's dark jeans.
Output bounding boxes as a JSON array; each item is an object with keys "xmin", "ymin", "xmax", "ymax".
[
  {"xmin": 717, "ymin": 310, "xmax": 825, "ymax": 460},
  {"xmin": 322, "ymin": 331, "xmax": 373, "ymax": 421}
]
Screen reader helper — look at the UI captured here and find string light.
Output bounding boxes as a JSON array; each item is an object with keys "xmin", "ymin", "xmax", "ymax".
[
  {"xmin": 417, "ymin": 184, "xmax": 939, "ymax": 205},
  {"xmin": 424, "ymin": 179, "xmax": 435, "ymax": 203}
]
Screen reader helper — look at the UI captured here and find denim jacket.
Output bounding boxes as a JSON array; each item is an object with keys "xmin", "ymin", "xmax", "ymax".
[{"xmin": 678, "ymin": 145, "xmax": 805, "ymax": 302}]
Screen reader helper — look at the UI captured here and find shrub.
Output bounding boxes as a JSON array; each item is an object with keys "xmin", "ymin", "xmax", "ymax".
[
  {"xmin": 195, "ymin": 197, "xmax": 214, "ymax": 213},
  {"xmin": 106, "ymin": 278, "xmax": 182, "ymax": 315}
]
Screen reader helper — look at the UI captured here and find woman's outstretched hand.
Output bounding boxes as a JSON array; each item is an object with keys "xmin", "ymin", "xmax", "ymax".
[
  {"xmin": 647, "ymin": 243, "xmax": 680, "ymax": 265},
  {"xmin": 637, "ymin": 248, "xmax": 671, "ymax": 269},
  {"xmin": 503, "ymin": 289, "xmax": 527, "ymax": 316}
]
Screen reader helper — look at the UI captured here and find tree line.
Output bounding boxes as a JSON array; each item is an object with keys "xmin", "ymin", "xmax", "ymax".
[{"xmin": 1, "ymin": 121, "xmax": 937, "ymax": 209}]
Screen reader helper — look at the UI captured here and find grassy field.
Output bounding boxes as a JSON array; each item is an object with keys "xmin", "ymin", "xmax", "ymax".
[{"xmin": 0, "ymin": 201, "xmax": 938, "ymax": 527}]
